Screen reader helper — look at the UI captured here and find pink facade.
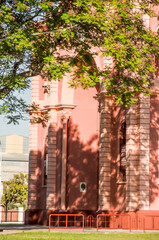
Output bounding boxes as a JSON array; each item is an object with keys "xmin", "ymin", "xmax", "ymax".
[{"xmin": 26, "ymin": 8, "xmax": 159, "ymax": 226}]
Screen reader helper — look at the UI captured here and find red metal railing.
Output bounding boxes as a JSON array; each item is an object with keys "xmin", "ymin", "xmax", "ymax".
[
  {"xmin": 143, "ymin": 215, "xmax": 159, "ymax": 232},
  {"xmin": 85, "ymin": 215, "xmax": 96, "ymax": 228},
  {"xmin": 49, "ymin": 214, "xmax": 85, "ymax": 232},
  {"xmin": 48, "ymin": 213, "xmax": 159, "ymax": 232},
  {"xmin": 96, "ymin": 213, "xmax": 131, "ymax": 232}
]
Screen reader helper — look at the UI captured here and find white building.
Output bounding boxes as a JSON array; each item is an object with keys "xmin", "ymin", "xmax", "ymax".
[{"xmin": 0, "ymin": 135, "xmax": 29, "ymax": 202}]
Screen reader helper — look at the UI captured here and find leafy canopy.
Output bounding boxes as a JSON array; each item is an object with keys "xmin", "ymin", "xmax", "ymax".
[
  {"xmin": 1, "ymin": 173, "xmax": 28, "ymax": 209},
  {"xmin": 0, "ymin": 0, "xmax": 159, "ymax": 123}
]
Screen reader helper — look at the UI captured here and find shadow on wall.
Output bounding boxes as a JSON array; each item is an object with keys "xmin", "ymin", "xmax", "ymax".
[
  {"xmin": 28, "ymin": 150, "xmax": 42, "ymax": 208},
  {"xmin": 26, "ymin": 149, "xmax": 47, "ymax": 225},
  {"xmin": 27, "ymin": 116, "xmax": 99, "ymax": 222},
  {"xmin": 67, "ymin": 118, "xmax": 99, "ymax": 211}
]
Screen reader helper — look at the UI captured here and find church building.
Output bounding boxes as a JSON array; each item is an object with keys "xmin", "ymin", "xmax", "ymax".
[{"xmin": 26, "ymin": 6, "xmax": 159, "ymax": 227}]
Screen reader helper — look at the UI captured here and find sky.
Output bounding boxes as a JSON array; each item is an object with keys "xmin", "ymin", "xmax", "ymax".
[{"xmin": 0, "ymin": 88, "xmax": 31, "ymax": 137}]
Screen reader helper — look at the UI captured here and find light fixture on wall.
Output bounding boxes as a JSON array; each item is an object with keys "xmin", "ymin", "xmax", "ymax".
[
  {"xmin": 42, "ymin": 81, "xmax": 50, "ymax": 95},
  {"xmin": 80, "ymin": 182, "xmax": 87, "ymax": 192}
]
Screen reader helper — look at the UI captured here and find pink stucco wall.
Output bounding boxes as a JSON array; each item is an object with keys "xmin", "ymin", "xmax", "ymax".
[{"xmin": 67, "ymin": 87, "xmax": 99, "ymax": 210}]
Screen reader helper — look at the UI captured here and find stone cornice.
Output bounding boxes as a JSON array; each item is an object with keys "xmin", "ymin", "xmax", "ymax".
[
  {"xmin": 43, "ymin": 104, "xmax": 77, "ymax": 111},
  {"xmin": 43, "ymin": 104, "xmax": 77, "ymax": 120}
]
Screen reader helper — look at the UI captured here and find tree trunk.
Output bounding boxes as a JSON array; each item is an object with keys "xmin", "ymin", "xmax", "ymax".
[{"xmin": 5, "ymin": 204, "xmax": 8, "ymax": 222}]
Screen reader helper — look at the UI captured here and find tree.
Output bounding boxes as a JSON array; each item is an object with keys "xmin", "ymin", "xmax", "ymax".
[
  {"xmin": 1, "ymin": 173, "xmax": 28, "ymax": 215},
  {"xmin": 0, "ymin": 0, "xmax": 159, "ymax": 123}
]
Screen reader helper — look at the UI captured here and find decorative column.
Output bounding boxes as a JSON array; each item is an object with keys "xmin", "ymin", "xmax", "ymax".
[
  {"xmin": 44, "ymin": 79, "xmax": 59, "ymax": 209},
  {"xmin": 126, "ymin": 95, "xmax": 150, "ymax": 211},
  {"xmin": 28, "ymin": 76, "xmax": 40, "ymax": 210},
  {"xmin": 98, "ymin": 94, "xmax": 112, "ymax": 210},
  {"xmin": 55, "ymin": 104, "xmax": 76, "ymax": 211},
  {"xmin": 46, "ymin": 109, "xmax": 57, "ymax": 210},
  {"xmin": 61, "ymin": 115, "xmax": 69, "ymax": 211},
  {"xmin": 28, "ymin": 121, "xmax": 39, "ymax": 209},
  {"xmin": 138, "ymin": 94, "xmax": 150, "ymax": 210},
  {"xmin": 126, "ymin": 101, "xmax": 140, "ymax": 211}
]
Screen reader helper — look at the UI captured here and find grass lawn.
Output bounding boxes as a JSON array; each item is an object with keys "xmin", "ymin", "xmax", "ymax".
[{"xmin": 0, "ymin": 232, "xmax": 159, "ymax": 240}]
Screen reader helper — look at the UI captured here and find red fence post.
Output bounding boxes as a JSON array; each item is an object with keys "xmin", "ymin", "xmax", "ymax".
[
  {"xmin": 129, "ymin": 215, "xmax": 131, "ymax": 232},
  {"xmin": 66, "ymin": 215, "xmax": 68, "ymax": 229},
  {"xmin": 143, "ymin": 217, "xmax": 145, "ymax": 233},
  {"xmin": 75, "ymin": 215, "xmax": 76, "ymax": 227},
  {"xmin": 113, "ymin": 214, "xmax": 115, "ymax": 229},
  {"xmin": 48, "ymin": 213, "xmax": 51, "ymax": 231},
  {"xmin": 58, "ymin": 215, "xmax": 59, "ymax": 227},
  {"xmin": 83, "ymin": 215, "xmax": 84, "ymax": 232}
]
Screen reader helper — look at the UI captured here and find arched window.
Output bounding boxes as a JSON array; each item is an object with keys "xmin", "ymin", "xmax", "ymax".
[
  {"xmin": 43, "ymin": 152, "xmax": 48, "ymax": 185},
  {"xmin": 119, "ymin": 121, "xmax": 126, "ymax": 182},
  {"xmin": 43, "ymin": 136, "xmax": 48, "ymax": 186}
]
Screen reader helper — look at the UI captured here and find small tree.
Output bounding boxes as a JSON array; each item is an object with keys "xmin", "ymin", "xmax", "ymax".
[{"xmin": 1, "ymin": 173, "xmax": 28, "ymax": 221}]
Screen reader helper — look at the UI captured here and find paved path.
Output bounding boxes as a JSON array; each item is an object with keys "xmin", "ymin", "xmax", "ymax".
[
  {"xmin": 0, "ymin": 224, "xmax": 48, "ymax": 234},
  {"xmin": 0, "ymin": 224, "xmax": 159, "ymax": 234}
]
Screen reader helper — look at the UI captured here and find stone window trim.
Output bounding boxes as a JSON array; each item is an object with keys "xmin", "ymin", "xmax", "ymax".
[
  {"xmin": 42, "ymin": 152, "xmax": 48, "ymax": 187},
  {"xmin": 116, "ymin": 181, "xmax": 127, "ymax": 185},
  {"xmin": 42, "ymin": 136, "xmax": 48, "ymax": 187},
  {"xmin": 117, "ymin": 121, "xmax": 126, "ymax": 184}
]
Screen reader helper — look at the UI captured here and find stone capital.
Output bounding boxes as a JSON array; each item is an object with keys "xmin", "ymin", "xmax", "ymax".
[
  {"xmin": 94, "ymin": 93, "xmax": 113, "ymax": 113},
  {"xmin": 55, "ymin": 104, "xmax": 76, "ymax": 121},
  {"xmin": 61, "ymin": 111, "xmax": 71, "ymax": 123}
]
